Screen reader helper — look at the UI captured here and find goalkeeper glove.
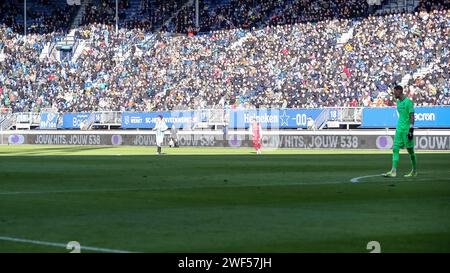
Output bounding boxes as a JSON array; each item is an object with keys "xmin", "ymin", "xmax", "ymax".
[{"xmin": 407, "ymin": 127, "xmax": 414, "ymax": 141}]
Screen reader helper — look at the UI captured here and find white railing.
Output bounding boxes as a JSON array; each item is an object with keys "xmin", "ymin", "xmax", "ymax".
[
  {"xmin": 104, "ymin": 111, "xmax": 122, "ymax": 124},
  {"xmin": 203, "ymin": 108, "xmax": 228, "ymax": 125},
  {"xmin": 0, "ymin": 109, "xmax": 11, "ymax": 130},
  {"xmin": 15, "ymin": 112, "xmax": 40, "ymax": 124},
  {"xmin": 328, "ymin": 107, "xmax": 363, "ymax": 123},
  {"xmin": 0, "ymin": 113, "xmax": 16, "ymax": 131}
]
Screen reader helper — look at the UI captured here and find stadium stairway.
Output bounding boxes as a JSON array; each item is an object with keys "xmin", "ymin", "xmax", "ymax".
[
  {"xmin": 158, "ymin": 0, "xmax": 194, "ymax": 32},
  {"xmin": 400, "ymin": 72, "xmax": 412, "ymax": 88},
  {"xmin": 71, "ymin": 0, "xmax": 92, "ymax": 29},
  {"xmin": 401, "ymin": 60, "xmax": 439, "ymax": 87},
  {"xmin": 72, "ymin": 40, "xmax": 87, "ymax": 62},
  {"xmin": 39, "ymin": 42, "xmax": 53, "ymax": 61},
  {"xmin": 337, "ymin": 27, "xmax": 355, "ymax": 48},
  {"xmin": 413, "ymin": 63, "xmax": 437, "ymax": 79},
  {"xmin": 0, "ymin": 48, "xmax": 5, "ymax": 62}
]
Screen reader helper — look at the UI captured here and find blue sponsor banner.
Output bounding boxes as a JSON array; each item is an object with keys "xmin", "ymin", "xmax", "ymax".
[
  {"xmin": 362, "ymin": 107, "xmax": 450, "ymax": 128},
  {"xmin": 121, "ymin": 111, "xmax": 197, "ymax": 129},
  {"xmin": 229, "ymin": 109, "xmax": 323, "ymax": 129},
  {"xmin": 39, "ymin": 112, "xmax": 59, "ymax": 129},
  {"xmin": 60, "ymin": 113, "xmax": 101, "ymax": 129}
]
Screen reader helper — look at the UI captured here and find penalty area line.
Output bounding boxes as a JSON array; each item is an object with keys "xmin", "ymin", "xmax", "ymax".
[{"xmin": 0, "ymin": 236, "xmax": 135, "ymax": 253}]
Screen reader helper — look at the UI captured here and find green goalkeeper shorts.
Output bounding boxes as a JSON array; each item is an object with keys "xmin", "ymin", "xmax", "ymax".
[{"xmin": 393, "ymin": 130, "xmax": 414, "ymax": 149}]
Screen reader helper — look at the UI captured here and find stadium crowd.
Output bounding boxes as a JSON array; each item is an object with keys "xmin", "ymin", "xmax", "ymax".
[{"xmin": 0, "ymin": 1, "xmax": 449, "ymax": 112}]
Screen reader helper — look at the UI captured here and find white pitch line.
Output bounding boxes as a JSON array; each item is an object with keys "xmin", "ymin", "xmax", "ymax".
[
  {"xmin": 0, "ymin": 236, "xmax": 134, "ymax": 253},
  {"xmin": 351, "ymin": 174, "xmax": 383, "ymax": 183}
]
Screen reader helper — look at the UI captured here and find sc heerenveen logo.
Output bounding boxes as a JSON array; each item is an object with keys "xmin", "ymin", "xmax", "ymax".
[{"xmin": 124, "ymin": 115, "xmax": 130, "ymax": 125}]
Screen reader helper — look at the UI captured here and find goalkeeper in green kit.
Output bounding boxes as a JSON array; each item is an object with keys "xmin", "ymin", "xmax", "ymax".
[{"xmin": 383, "ymin": 85, "xmax": 417, "ymax": 178}]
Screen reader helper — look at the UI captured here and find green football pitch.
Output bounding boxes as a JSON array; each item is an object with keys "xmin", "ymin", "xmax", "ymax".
[{"xmin": 0, "ymin": 145, "xmax": 449, "ymax": 253}]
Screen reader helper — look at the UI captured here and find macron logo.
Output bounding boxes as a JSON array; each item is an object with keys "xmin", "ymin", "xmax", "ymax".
[{"xmin": 415, "ymin": 113, "xmax": 435, "ymax": 121}]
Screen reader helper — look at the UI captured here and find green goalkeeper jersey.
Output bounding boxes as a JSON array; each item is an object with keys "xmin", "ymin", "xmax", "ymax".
[{"xmin": 396, "ymin": 97, "xmax": 414, "ymax": 131}]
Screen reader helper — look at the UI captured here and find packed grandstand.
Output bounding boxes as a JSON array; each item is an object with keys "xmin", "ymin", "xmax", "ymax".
[{"xmin": 0, "ymin": 0, "xmax": 448, "ymax": 114}]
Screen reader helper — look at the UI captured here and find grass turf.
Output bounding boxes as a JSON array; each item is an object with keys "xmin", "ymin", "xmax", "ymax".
[{"xmin": 0, "ymin": 146, "xmax": 449, "ymax": 253}]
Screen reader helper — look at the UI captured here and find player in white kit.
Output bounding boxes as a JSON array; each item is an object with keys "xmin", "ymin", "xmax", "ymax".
[{"xmin": 153, "ymin": 115, "xmax": 168, "ymax": 155}]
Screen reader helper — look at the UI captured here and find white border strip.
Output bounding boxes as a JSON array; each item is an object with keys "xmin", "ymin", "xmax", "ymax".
[
  {"xmin": 0, "ymin": 236, "xmax": 134, "ymax": 253},
  {"xmin": 3, "ymin": 129, "xmax": 450, "ymax": 136}
]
